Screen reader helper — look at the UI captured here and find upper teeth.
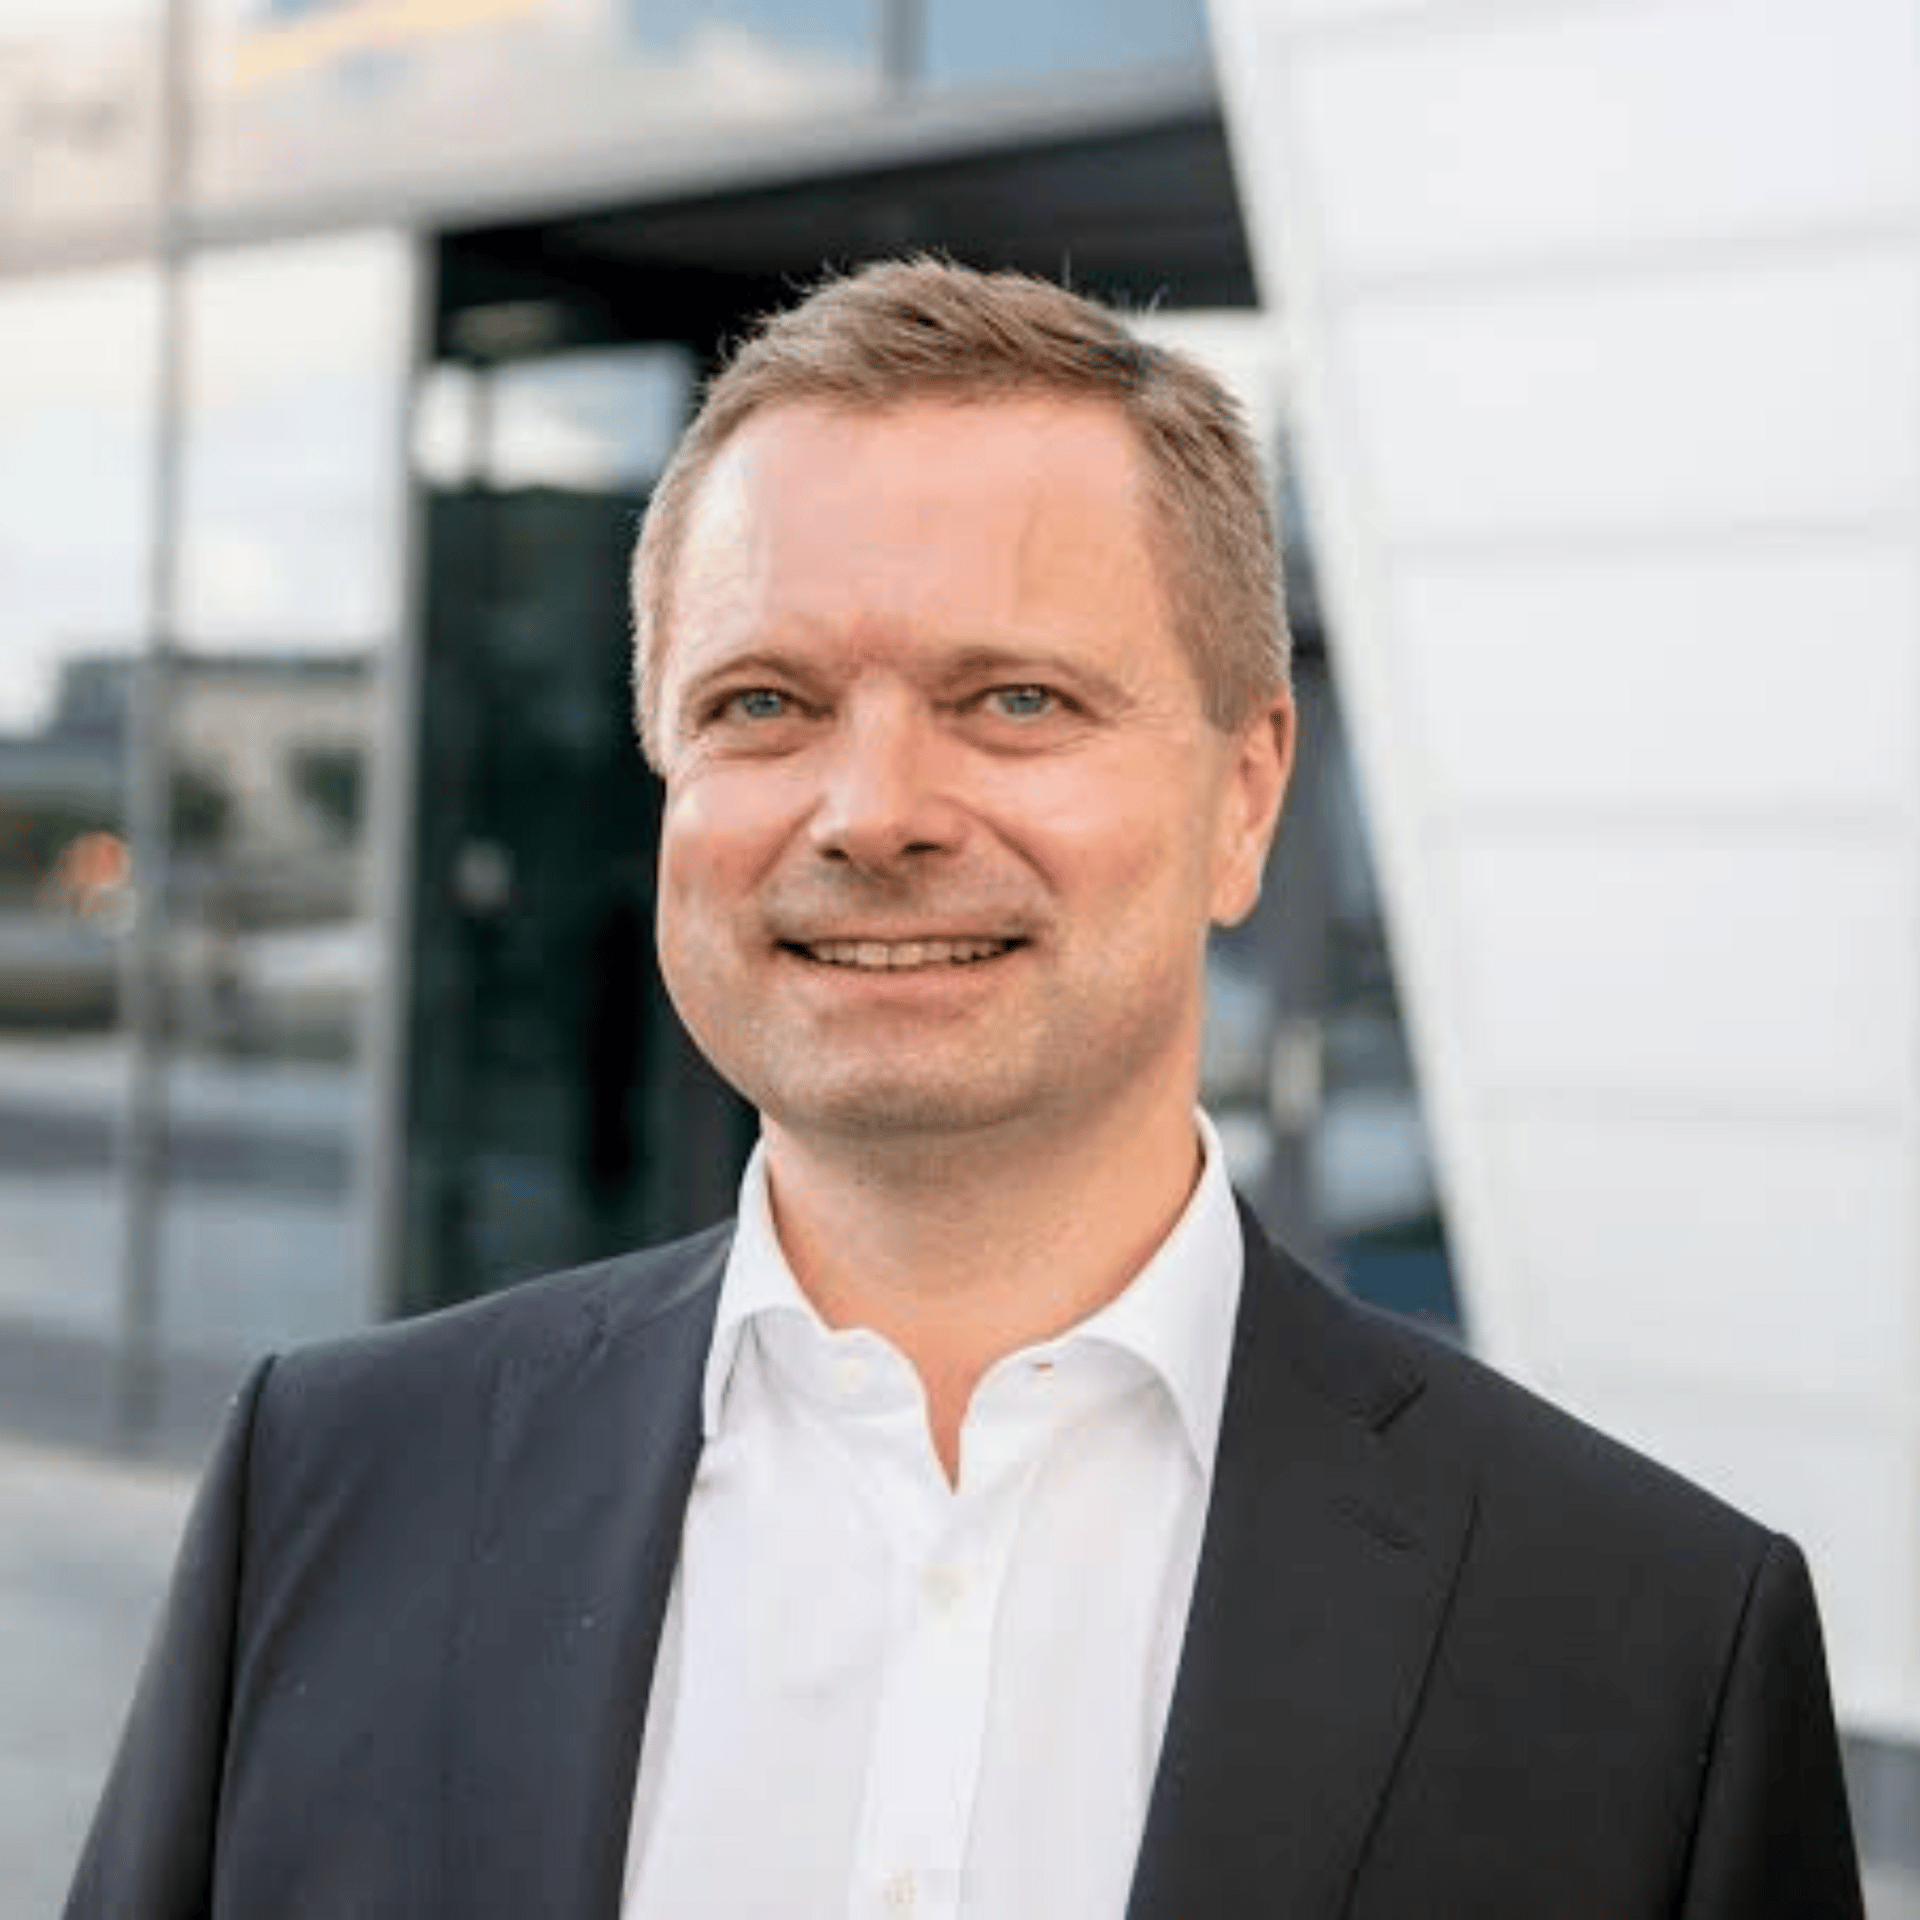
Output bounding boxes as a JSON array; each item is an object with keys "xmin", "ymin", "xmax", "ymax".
[{"xmin": 806, "ymin": 938, "xmax": 1010, "ymax": 969}]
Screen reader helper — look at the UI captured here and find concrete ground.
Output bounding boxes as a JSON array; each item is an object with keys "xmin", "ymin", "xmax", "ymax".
[
  {"xmin": 0, "ymin": 1433, "xmax": 192, "ymax": 1920},
  {"xmin": 6, "ymin": 1416, "xmax": 1918, "ymax": 1920}
]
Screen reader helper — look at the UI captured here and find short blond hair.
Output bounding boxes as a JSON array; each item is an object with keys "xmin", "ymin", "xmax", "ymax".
[{"xmin": 632, "ymin": 257, "xmax": 1289, "ymax": 762}]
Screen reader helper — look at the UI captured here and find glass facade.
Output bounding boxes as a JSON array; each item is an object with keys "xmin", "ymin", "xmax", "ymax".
[
  {"xmin": 0, "ymin": 267, "xmax": 155, "ymax": 1366},
  {"xmin": 0, "ymin": 233, "xmax": 413, "ymax": 1441},
  {"xmin": 187, "ymin": 0, "xmax": 1215, "ymax": 225},
  {"xmin": 415, "ymin": 347, "xmax": 697, "ymax": 495},
  {"xmin": 174, "ymin": 235, "xmax": 413, "ymax": 651},
  {"xmin": 193, "ymin": 0, "xmax": 883, "ymax": 218},
  {"xmin": 156, "ymin": 232, "xmax": 413, "ymax": 1360},
  {"xmin": 631, "ymin": 0, "xmax": 879, "ymax": 68},
  {"xmin": 922, "ymin": 0, "xmax": 1207, "ymax": 90}
]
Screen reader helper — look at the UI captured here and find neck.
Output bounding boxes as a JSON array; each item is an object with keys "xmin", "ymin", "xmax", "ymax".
[{"xmin": 760, "ymin": 1098, "xmax": 1205, "ymax": 1479}]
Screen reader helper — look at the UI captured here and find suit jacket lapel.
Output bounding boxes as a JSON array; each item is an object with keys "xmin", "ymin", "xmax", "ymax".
[
  {"xmin": 1128, "ymin": 1215, "xmax": 1476, "ymax": 1920},
  {"xmin": 440, "ymin": 1233, "xmax": 726, "ymax": 1920}
]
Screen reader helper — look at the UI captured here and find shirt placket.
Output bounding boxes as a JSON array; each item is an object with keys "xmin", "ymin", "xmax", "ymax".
[{"xmin": 845, "ymin": 1396, "xmax": 1038, "ymax": 1920}]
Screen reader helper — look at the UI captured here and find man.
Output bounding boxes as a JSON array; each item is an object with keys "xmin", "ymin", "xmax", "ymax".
[{"xmin": 70, "ymin": 260, "xmax": 1862, "ymax": 1917}]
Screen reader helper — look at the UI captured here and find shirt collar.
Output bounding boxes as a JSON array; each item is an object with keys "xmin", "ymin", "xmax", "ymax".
[
  {"xmin": 700, "ymin": 1143, "xmax": 809, "ymax": 1437},
  {"xmin": 701, "ymin": 1114, "xmax": 1245, "ymax": 1473}
]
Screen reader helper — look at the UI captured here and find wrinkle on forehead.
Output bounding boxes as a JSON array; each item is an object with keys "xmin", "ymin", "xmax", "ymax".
[{"xmin": 665, "ymin": 397, "xmax": 1182, "ymax": 703}]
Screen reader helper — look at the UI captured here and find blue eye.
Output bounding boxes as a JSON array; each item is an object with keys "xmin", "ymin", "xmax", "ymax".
[
  {"xmin": 730, "ymin": 688, "xmax": 789, "ymax": 720},
  {"xmin": 991, "ymin": 685, "xmax": 1054, "ymax": 720}
]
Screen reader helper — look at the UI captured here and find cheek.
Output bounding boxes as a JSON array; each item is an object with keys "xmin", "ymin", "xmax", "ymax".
[
  {"xmin": 659, "ymin": 775, "xmax": 787, "ymax": 897},
  {"xmin": 1038, "ymin": 796, "xmax": 1212, "ymax": 929},
  {"xmin": 656, "ymin": 789, "xmax": 754, "ymax": 973},
  {"xmin": 1120, "ymin": 760, "xmax": 1258, "ymax": 923}
]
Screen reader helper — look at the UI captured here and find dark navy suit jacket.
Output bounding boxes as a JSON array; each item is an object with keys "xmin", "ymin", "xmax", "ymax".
[{"xmin": 67, "ymin": 1208, "xmax": 1864, "ymax": 1917}]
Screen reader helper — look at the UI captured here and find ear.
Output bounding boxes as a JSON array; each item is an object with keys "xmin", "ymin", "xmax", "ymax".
[{"xmin": 1209, "ymin": 690, "xmax": 1295, "ymax": 928}]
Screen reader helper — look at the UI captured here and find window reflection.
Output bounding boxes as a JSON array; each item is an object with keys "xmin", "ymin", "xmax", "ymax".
[
  {"xmin": 922, "ymin": 0, "xmax": 1208, "ymax": 89},
  {"xmin": 160, "ymin": 231, "xmax": 413, "ymax": 1358},
  {"xmin": 194, "ymin": 0, "xmax": 880, "ymax": 217},
  {"xmin": 415, "ymin": 346, "xmax": 695, "ymax": 493},
  {"xmin": 0, "ymin": 266, "xmax": 155, "ymax": 1346},
  {"xmin": 637, "ymin": 0, "xmax": 878, "ymax": 66},
  {"xmin": 178, "ymin": 233, "xmax": 412, "ymax": 647}
]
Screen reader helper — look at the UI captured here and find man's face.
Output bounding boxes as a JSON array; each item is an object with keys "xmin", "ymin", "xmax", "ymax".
[{"xmin": 650, "ymin": 396, "xmax": 1290, "ymax": 1155}]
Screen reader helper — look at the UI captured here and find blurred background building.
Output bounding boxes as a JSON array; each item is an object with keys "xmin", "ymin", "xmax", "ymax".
[{"xmin": 0, "ymin": 0, "xmax": 1913, "ymax": 1898}]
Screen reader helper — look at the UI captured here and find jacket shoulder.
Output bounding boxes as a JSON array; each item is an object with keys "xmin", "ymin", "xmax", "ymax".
[
  {"xmin": 1393, "ymin": 1294, "xmax": 1761, "ymax": 1560},
  {"xmin": 1248, "ymin": 1221, "xmax": 1770, "ymax": 1567},
  {"xmin": 256, "ymin": 1221, "xmax": 732, "ymax": 1431}
]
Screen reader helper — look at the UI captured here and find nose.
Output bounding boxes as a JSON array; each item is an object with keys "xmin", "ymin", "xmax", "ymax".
[{"xmin": 808, "ymin": 696, "xmax": 962, "ymax": 872}]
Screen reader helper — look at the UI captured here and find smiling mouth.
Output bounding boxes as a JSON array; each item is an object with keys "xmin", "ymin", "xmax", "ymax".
[{"xmin": 790, "ymin": 937, "xmax": 1019, "ymax": 971}]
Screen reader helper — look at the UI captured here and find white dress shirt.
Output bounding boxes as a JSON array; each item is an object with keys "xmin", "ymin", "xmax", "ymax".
[{"xmin": 621, "ymin": 1116, "xmax": 1245, "ymax": 1920}]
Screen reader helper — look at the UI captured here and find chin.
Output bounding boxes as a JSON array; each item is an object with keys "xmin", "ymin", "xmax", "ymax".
[{"xmin": 763, "ymin": 1076, "xmax": 1031, "ymax": 1143}]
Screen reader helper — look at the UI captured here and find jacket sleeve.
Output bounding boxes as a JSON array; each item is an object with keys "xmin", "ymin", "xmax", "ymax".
[
  {"xmin": 63, "ymin": 1357, "xmax": 274, "ymax": 1920},
  {"xmin": 1678, "ymin": 1532, "xmax": 1865, "ymax": 1920}
]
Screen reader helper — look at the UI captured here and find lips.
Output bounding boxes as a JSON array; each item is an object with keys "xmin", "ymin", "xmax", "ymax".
[{"xmin": 793, "ymin": 937, "xmax": 1017, "ymax": 970}]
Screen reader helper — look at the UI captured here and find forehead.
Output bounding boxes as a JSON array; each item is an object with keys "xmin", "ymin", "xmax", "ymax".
[
  {"xmin": 693, "ymin": 392, "xmax": 1151, "ymax": 532},
  {"xmin": 666, "ymin": 397, "xmax": 1172, "ymax": 664}
]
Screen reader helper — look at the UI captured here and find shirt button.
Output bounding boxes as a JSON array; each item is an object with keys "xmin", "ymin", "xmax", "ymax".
[
  {"xmin": 834, "ymin": 1352, "xmax": 869, "ymax": 1395},
  {"xmin": 921, "ymin": 1563, "xmax": 967, "ymax": 1614},
  {"xmin": 881, "ymin": 1868, "xmax": 917, "ymax": 1914}
]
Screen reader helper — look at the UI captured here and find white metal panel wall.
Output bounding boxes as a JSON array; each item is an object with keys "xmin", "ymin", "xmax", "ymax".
[{"xmin": 1209, "ymin": 0, "xmax": 1920, "ymax": 1737}]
